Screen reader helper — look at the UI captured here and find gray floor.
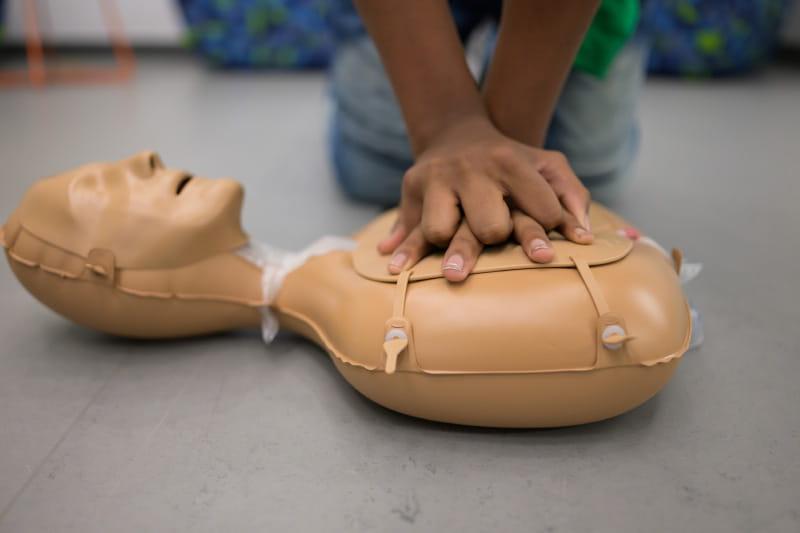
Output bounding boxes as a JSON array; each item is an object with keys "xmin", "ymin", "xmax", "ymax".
[{"xmin": 0, "ymin": 55, "xmax": 799, "ymax": 533}]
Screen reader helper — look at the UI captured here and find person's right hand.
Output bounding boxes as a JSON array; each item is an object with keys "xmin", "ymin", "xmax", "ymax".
[{"xmin": 377, "ymin": 115, "xmax": 593, "ymax": 282}]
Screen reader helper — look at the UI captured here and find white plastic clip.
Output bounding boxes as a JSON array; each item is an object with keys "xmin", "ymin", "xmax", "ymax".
[
  {"xmin": 385, "ymin": 328, "xmax": 408, "ymax": 343},
  {"xmin": 602, "ymin": 324, "xmax": 630, "ymax": 351},
  {"xmin": 382, "ymin": 327, "xmax": 409, "ymax": 375}
]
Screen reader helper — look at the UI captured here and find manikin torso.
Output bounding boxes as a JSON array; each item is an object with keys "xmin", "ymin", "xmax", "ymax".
[{"xmin": 2, "ymin": 152, "xmax": 692, "ymax": 427}]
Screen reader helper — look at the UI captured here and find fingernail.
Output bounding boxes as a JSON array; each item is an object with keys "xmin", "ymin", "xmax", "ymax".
[
  {"xmin": 530, "ymin": 239, "xmax": 549, "ymax": 253},
  {"xmin": 389, "ymin": 252, "xmax": 408, "ymax": 271},
  {"xmin": 574, "ymin": 227, "xmax": 592, "ymax": 239},
  {"xmin": 583, "ymin": 216, "xmax": 592, "ymax": 232},
  {"xmin": 442, "ymin": 254, "xmax": 464, "ymax": 272}
]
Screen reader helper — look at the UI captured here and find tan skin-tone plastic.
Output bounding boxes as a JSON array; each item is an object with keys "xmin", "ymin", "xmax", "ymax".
[{"xmin": 2, "ymin": 153, "xmax": 691, "ymax": 428}]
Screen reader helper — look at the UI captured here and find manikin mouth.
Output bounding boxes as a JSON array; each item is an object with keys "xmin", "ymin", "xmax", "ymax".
[{"xmin": 175, "ymin": 174, "xmax": 193, "ymax": 195}]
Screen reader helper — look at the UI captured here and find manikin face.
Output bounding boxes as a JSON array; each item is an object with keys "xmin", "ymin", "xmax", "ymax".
[{"xmin": 15, "ymin": 151, "xmax": 248, "ymax": 269}]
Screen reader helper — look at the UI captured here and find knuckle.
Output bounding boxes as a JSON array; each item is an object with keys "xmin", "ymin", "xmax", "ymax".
[
  {"xmin": 475, "ymin": 220, "xmax": 512, "ymax": 244},
  {"xmin": 423, "ymin": 222, "xmax": 455, "ymax": 246},
  {"xmin": 401, "ymin": 179, "xmax": 417, "ymax": 202},
  {"xmin": 546, "ymin": 150, "xmax": 568, "ymax": 166},
  {"xmin": 403, "ymin": 167, "xmax": 422, "ymax": 189},
  {"xmin": 398, "ymin": 204, "xmax": 418, "ymax": 227},
  {"xmin": 537, "ymin": 202, "xmax": 563, "ymax": 229},
  {"xmin": 452, "ymin": 157, "xmax": 472, "ymax": 177},
  {"xmin": 450, "ymin": 235, "xmax": 478, "ymax": 254},
  {"xmin": 522, "ymin": 228, "xmax": 544, "ymax": 244},
  {"xmin": 408, "ymin": 230, "xmax": 427, "ymax": 248},
  {"xmin": 463, "ymin": 171, "xmax": 487, "ymax": 186},
  {"xmin": 517, "ymin": 219, "xmax": 543, "ymax": 243},
  {"xmin": 488, "ymin": 144, "xmax": 517, "ymax": 165},
  {"xmin": 426, "ymin": 158, "xmax": 454, "ymax": 178}
]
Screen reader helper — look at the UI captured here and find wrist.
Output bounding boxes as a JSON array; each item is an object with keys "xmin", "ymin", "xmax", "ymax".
[{"xmin": 413, "ymin": 109, "xmax": 494, "ymax": 154}]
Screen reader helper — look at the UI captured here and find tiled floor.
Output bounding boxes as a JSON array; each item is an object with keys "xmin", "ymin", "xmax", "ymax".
[{"xmin": 0, "ymin": 56, "xmax": 798, "ymax": 532}]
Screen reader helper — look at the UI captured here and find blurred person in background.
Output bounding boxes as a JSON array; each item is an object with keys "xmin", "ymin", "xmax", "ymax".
[{"xmin": 327, "ymin": 0, "xmax": 646, "ymax": 282}]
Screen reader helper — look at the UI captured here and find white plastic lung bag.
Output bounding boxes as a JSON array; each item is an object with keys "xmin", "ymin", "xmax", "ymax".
[{"xmin": 238, "ymin": 236, "xmax": 357, "ymax": 343}]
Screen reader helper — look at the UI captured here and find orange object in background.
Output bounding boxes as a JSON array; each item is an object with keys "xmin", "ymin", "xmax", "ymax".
[{"xmin": 0, "ymin": 0, "xmax": 135, "ymax": 87}]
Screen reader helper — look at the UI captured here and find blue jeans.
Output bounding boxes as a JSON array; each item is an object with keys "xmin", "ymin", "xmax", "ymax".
[{"xmin": 329, "ymin": 21, "xmax": 648, "ymax": 207}]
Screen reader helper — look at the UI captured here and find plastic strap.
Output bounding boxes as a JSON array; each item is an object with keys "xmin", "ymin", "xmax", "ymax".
[
  {"xmin": 392, "ymin": 268, "xmax": 412, "ymax": 318},
  {"xmin": 238, "ymin": 236, "xmax": 357, "ymax": 343},
  {"xmin": 383, "ymin": 269, "xmax": 413, "ymax": 374},
  {"xmin": 571, "ymin": 256, "xmax": 610, "ymax": 317},
  {"xmin": 571, "ymin": 255, "xmax": 636, "ymax": 357}
]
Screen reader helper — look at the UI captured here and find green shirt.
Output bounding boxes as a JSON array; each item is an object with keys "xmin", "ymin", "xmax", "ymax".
[{"xmin": 574, "ymin": 0, "xmax": 640, "ymax": 78}]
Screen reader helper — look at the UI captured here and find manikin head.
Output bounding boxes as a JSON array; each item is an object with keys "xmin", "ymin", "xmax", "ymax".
[
  {"xmin": 2, "ymin": 152, "xmax": 264, "ymax": 337},
  {"xmin": 12, "ymin": 150, "xmax": 248, "ymax": 268}
]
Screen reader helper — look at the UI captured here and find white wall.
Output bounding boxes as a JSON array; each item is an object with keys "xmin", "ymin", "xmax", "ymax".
[{"xmin": 3, "ymin": 0, "xmax": 184, "ymax": 45}]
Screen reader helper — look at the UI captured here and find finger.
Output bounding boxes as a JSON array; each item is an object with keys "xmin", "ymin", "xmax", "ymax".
[
  {"xmin": 387, "ymin": 225, "xmax": 431, "ymax": 274},
  {"xmin": 458, "ymin": 179, "xmax": 513, "ymax": 245},
  {"xmin": 420, "ymin": 183, "xmax": 460, "ymax": 247},
  {"xmin": 512, "ymin": 210, "xmax": 555, "ymax": 263},
  {"xmin": 537, "ymin": 151, "xmax": 591, "ymax": 230},
  {"xmin": 441, "ymin": 220, "xmax": 484, "ymax": 282},
  {"xmin": 496, "ymin": 155, "xmax": 563, "ymax": 230},
  {"xmin": 379, "ymin": 166, "xmax": 424, "ymax": 254},
  {"xmin": 399, "ymin": 166, "xmax": 424, "ymax": 230},
  {"xmin": 377, "ymin": 217, "xmax": 408, "ymax": 255},
  {"xmin": 558, "ymin": 208, "xmax": 593, "ymax": 245},
  {"xmin": 560, "ymin": 185, "xmax": 592, "ymax": 233}
]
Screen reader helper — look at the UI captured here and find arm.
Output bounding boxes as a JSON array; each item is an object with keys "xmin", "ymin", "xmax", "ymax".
[
  {"xmin": 355, "ymin": 0, "xmax": 593, "ymax": 283},
  {"xmin": 353, "ymin": 0, "xmax": 485, "ymax": 155},
  {"xmin": 483, "ymin": 0, "xmax": 599, "ymax": 231},
  {"xmin": 484, "ymin": 0, "xmax": 600, "ymax": 147}
]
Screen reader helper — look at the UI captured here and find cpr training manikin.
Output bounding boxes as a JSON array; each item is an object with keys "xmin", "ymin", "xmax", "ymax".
[{"xmin": 1, "ymin": 152, "xmax": 695, "ymax": 428}]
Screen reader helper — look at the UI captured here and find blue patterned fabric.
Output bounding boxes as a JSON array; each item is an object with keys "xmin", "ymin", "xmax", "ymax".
[
  {"xmin": 643, "ymin": 0, "xmax": 789, "ymax": 76},
  {"xmin": 178, "ymin": 0, "xmax": 334, "ymax": 68}
]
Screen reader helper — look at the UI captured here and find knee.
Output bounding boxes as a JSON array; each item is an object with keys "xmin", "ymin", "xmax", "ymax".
[
  {"xmin": 330, "ymin": 117, "xmax": 406, "ymax": 207},
  {"xmin": 328, "ymin": 38, "xmax": 413, "ymax": 206},
  {"xmin": 546, "ymin": 40, "xmax": 649, "ymax": 198}
]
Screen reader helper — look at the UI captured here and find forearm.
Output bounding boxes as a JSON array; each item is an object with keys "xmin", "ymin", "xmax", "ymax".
[
  {"xmin": 483, "ymin": 0, "xmax": 600, "ymax": 147},
  {"xmin": 353, "ymin": 0, "xmax": 487, "ymax": 155}
]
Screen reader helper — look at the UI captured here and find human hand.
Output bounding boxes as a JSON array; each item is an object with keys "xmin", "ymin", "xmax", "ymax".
[{"xmin": 378, "ymin": 115, "xmax": 593, "ymax": 282}]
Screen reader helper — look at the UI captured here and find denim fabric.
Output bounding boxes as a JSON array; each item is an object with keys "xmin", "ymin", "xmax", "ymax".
[{"xmin": 329, "ymin": 20, "xmax": 649, "ymax": 206}]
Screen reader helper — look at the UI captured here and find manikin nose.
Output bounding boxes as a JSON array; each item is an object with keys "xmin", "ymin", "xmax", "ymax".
[{"xmin": 126, "ymin": 150, "xmax": 164, "ymax": 178}]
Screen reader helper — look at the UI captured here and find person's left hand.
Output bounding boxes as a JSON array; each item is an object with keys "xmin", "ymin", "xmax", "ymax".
[{"xmin": 376, "ymin": 116, "xmax": 592, "ymax": 282}]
